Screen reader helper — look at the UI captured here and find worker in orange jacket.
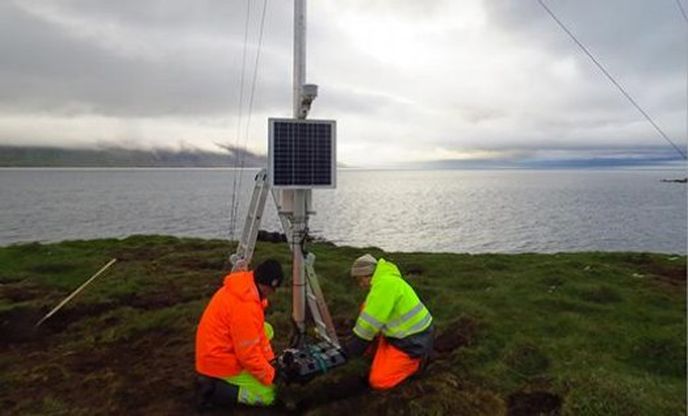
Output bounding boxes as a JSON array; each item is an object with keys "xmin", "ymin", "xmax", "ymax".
[{"xmin": 195, "ymin": 259, "xmax": 284, "ymax": 408}]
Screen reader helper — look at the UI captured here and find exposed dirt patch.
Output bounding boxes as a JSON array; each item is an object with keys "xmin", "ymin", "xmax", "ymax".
[
  {"xmin": 56, "ymin": 329, "xmax": 317, "ymax": 415},
  {"xmin": 30, "ymin": 262, "xmax": 77, "ymax": 275},
  {"xmin": 0, "ymin": 288, "xmax": 197, "ymax": 348},
  {"xmin": 434, "ymin": 315, "xmax": 479, "ymax": 354},
  {"xmin": 110, "ymin": 246, "xmax": 171, "ymax": 262},
  {"xmin": 624, "ymin": 254, "xmax": 686, "ymax": 290},
  {"xmin": 167, "ymin": 255, "xmax": 226, "ymax": 271},
  {"xmin": 505, "ymin": 344, "xmax": 550, "ymax": 378},
  {"xmin": 622, "ymin": 253, "xmax": 653, "ymax": 266},
  {"xmin": 579, "ymin": 285, "xmax": 622, "ymax": 304},
  {"xmin": 0, "ymin": 282, "xmax": 52, "ymax": 302},
  {"xmin": 175, "ymin": 240, "xmax": 224, "ymax": 251},
  {"xmin": 507, "ymin": 391, "xmax": 562, "ymax": 416},
  {"xmin": 45, "ymin": 302, "xmax": 114, "ymax": 328},
  {"xmin": 0, "ymin": 307, "xmax": 45, "ymax": 345},
  {"xmin": 644, "ymin": 261, "xmax": 687, "ymax": 289},
  {"xmin": 0, "ymin": 301, "xmax": 118, "ymax": 346},
  {"xmin": 0, "ymin": 275, "xmax": 21, "ymax": 284},
  {"xmin": 94, "ymin": 332, "xmax": 194, "ymax": 411},
  {"xmin": 293, "ymin": 375, "xmax": 370, "ymax": 412},
  {"xmin": 0, "ymin": 289, "xmax": 222, "ymax": 415},
  {"xmin": 403, "ymin": 263, "xmax": 426, "ymax": 278},
  {"xmin": 6, "ymin": 329, "xmax": 199, "ymax": 415},
  {"xmin": 116, "ymin": 291, "xmax": 187, "ymax": 310}
]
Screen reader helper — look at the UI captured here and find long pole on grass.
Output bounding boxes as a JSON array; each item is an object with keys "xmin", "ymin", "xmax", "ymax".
[{"xmin": 35, "ymin": 258, "xmax": 117, "ymax": 327}]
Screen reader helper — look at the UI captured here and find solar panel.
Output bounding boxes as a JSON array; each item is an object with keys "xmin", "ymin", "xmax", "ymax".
[{"xmin": 268, "ymin": 118, "xmax": 336, "ymax": 189}]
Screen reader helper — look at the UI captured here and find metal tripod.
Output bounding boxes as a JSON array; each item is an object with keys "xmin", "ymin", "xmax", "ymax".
[{"xmin": 229, "ymin": 168, "xmax": 340, "ymax": 348}]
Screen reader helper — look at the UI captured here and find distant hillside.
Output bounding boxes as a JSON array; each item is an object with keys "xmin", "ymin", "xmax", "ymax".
[
  {"xmin": 0, "ymin": 145, "xmax": 266, "ymax": 167},
  {"xmin": 411, "ymin": 156, "xmax": 686, "ymax": 170}
]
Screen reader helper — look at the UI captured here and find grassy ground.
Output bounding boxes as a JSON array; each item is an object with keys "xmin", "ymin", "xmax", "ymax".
[{"xmin": 0, "ymin": 235, "xmax": 685, "ymax": 415}]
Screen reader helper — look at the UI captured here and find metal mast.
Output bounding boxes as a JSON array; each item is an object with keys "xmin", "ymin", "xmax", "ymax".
[
  {"xmin": 232, "ymin": 0, "xmax": 337, "ymax": 348},
  {"xmin": 290, "ymin": 0, "xmax": 309, "ymax": 341}
]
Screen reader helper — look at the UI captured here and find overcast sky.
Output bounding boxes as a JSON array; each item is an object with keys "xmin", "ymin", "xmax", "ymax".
[{"xmin": 0, "ymin": 0, "xmax": 686, "ymax": 166}]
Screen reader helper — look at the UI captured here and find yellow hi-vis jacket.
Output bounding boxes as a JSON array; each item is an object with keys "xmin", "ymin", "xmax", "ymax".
[{"xmin": 353, "ymin": 258, "xmax": 433, "ymax": 342}]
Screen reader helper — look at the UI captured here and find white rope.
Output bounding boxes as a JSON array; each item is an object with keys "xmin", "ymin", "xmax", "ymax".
[
  {"xmin": 241, "ymin": 0, "xmax": 269, "ymax": 162},
  {"xmin": 228, "ymin": 0, "xmax": 254, "ymax": 241},
  {"xmin": 231, "ymin": 0, "xmax": 270, "ymax": 240}
]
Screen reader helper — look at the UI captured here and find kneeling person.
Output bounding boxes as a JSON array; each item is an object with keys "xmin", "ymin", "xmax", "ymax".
[
  {"xmin": 195, "ymin": 259, "xmax": 283, "ymax": 407},
  {"xmin": 345, "ymin": 254, "xmax": 434, "ymax": 390}
]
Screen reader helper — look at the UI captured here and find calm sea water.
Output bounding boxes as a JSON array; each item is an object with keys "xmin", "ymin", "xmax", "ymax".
[{"xmin": 0, "ymin": 168, "xmax": 685, "ymax": 253}]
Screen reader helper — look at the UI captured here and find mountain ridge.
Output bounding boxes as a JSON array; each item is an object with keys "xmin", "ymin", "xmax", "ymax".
[{"xmin": 0, "ymin": 145, "xmax": 265, "ymax": 167}]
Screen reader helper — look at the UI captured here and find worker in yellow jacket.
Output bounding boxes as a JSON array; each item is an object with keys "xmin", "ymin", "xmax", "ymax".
[{"xmin": 344, "ymin": 254, "xmax": 434, "ymax": 389}]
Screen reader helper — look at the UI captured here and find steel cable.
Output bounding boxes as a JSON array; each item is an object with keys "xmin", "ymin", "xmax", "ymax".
[
  {"xmin": 228, "ymin": 0, "xmax": 253, "ymax": 241},
  {"xmin": 231, "ymin": 0, "xmax": 270, "ymax": 241},
  {"xmin": 537, "ymin": 0, "xmax": 687, "ymax": 160}
]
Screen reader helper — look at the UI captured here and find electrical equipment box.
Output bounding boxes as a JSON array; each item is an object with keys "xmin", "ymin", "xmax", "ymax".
[{"xmin": 275, "ymin": 341, "xmax": 347, "ymax": 384}]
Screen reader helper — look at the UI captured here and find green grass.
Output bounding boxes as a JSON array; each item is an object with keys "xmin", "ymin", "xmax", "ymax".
[{"xmin": 0, "ymin": 236, "xmax": 685, "ymax": 415}]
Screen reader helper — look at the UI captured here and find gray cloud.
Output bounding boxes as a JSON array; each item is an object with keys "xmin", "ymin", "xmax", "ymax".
[
  {"xmin": 0, "ymin": 1, "xmax": 291, "ymax": 118},
  {"xmin": 485, "ymin": 0, "xmax": 684, "ymax": 78},
  {"xmin": 0, "ymin": 0, "xmax": 685, "ymax": 164}
]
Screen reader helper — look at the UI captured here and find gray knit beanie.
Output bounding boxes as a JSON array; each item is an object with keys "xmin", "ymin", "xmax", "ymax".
[{"xmin": 350, "ymin": 254, "xmax": 378, "ymax": 278}]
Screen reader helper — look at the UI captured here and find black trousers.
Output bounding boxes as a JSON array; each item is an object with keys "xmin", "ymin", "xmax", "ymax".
[{"xmin": 196, "ymin": 374, "xmax": 239, "ymax": 409}]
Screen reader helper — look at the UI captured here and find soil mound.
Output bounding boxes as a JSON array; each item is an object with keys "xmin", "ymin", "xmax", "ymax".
[
  {"xmin": 434, "ymin": 315, "xmax": 478, "ymax": 353},
  {"xmin": 0, "ymin": 307, "xmax": 45, "ymax": 344},
  {"xmin": 507, "ymin": 391, "xmax": 562, "ymax": 416}
]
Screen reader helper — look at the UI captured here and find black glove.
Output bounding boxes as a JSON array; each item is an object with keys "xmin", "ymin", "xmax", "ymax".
[
  {"xmin": 272, "ymin": 364, "xmax": 281, "ymax": 383},
  {"xmin": 282, "ymin": 353, "xmax": 302, "ymax": 382},
  {"xmin": 343, "ymin": 334, "xmax": 371, "ymax": 358},
  {"xmin": 271, "ymin": 353, "xmax": 302, "ymax": 384},
  {"xmin": 270, "ymin": 359, "xmax": 286, "ymax": 384},
  {"xmin": 336, "ymin": 346, "xmax": 348, "ymax": 360}
]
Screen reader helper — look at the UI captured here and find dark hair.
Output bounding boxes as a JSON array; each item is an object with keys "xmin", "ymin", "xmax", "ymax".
[{"xmin": 254, "ymin": 259, "xmax": 284, "ymax": 288}]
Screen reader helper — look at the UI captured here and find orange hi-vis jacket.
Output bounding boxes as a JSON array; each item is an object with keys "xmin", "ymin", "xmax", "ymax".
[{"xmin": 195, "ymin": 271, "xmax": 275, "ymax": 385}]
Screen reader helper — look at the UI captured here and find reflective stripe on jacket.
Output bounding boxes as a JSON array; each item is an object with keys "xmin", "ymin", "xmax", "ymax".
[
  {"xmin": 195, "ymin": 271, "xmax": 275, "ymax": 385},
  {"xmin": 353, "ymin": 258, "xmax": 432, "ymax": 341}
]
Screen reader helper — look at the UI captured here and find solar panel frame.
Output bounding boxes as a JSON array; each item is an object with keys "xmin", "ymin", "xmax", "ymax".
[{"xmin": 268, "ymin": 118, "xmax": 337, "ymax": 189}]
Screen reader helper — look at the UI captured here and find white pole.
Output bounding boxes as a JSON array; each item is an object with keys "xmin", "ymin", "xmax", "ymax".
[
  {"xmin": 291, "ymin": 0, "xmax": 308, "ymax": 339},
  {"xmin": 35, "ymin": 258, "xmax": 117, "ymax": 327},
  {"xmin": 293, "ymin": 0, "xmax": 306, "ymax": 119}
]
